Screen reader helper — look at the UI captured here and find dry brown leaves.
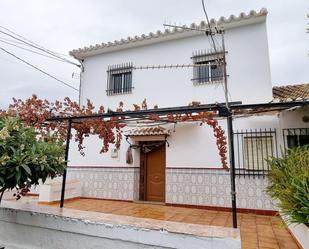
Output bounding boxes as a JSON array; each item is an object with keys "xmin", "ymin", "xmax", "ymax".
[{"xmin": 0, "ymin": 96, "xmax": 228, "ymax": 169}]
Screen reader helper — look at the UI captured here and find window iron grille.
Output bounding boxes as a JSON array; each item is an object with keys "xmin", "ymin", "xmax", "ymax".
[
  {"xmin": 107, "ymin": 63, "xmax": 133, "ymax": 96},
  {"xmin": 191, "ymin": 49, "xmax": 225, "ymax": 85},
  {"xmin": 233, "ymin": 128, "xmax": 278, "ymax": 178},
  {"xmin": 283, "ymin": 128, "xmax": 309, "ymax": 149}
]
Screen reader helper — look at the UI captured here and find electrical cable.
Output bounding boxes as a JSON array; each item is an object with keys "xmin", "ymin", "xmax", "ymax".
[
  {"xmin": 0, "ymin": 38, "xmax": 69, "ymax": 63},
  {"xmin": 201, "ymin": 0, "xmax": 217, "ymax": 52},
  {"xmin": 0, "ymin": 46, "xmax": 79, "ymax": 91},
  {"xmin": 0, "ymin": 29, "xmax": 80, "ymax": 67},
  {"xmin": 200, "ymin": 0, "xmax": 231, "ymax": 104},
  {"xmin": 0, "ymin": 25, "xmax": 73, "ymax": 59},
  {"xmin": 0, "ymin": 36, "xmax": 29, "ymax": 46}
]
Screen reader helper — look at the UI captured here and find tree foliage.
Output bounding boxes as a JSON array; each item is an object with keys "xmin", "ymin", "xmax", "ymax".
[
  {"xmin": 267, "ymin": 146, "xmax": 309, "ymax": 227},
  {"xmin": 0, "ymin": 117, "xmax": 65, "ymax": 203}
]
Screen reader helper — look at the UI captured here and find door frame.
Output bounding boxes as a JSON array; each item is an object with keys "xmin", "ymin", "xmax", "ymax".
[{"xmin": 139, "ymin": 141, "xmax": 166, "ymax": 202}]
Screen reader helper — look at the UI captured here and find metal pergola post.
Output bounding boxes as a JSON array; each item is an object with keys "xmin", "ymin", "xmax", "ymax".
[
  {"xmin": 227, "ymin": 112, "xmax": 237, "ymax": 228},
  {"xmin": 221, "ymin": 31, "xmax": 237, "ymax": 228},
  {"xmin": 60, "ymin": 118, "xmax": 72, "ymax": 208}
]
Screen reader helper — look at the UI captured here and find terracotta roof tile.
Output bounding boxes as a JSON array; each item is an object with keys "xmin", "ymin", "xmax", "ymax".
[
  {"xmin": 70, "ymin": 8, "xmax": 267, "ymax": 59},
  {"xmin": 272, "ymin": 83, "xmax": 309, "ymax": 101},
  {"xmin": 125, "ymin": 126, "xmax": 170, "ymax": 136}
]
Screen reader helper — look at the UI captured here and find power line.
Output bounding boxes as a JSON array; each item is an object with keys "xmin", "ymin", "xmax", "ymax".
[
  {"xmin": 0, "ymin": 38, "xmax": 69, "ymax": 63},
  {"xmin": 201, "ymin": 0, "xmax": 217, "ymax": 52},
  {"xmin": 0, "ymin": 29, "xmax": 79, "ymax": 67},
  {"xmin": 0, "ymin": 28, "xmax": 80, "ymax": 67},
  {"xmin": 0, "ymin": 46, "xmax": 79, "ymax": 92},
  {"xmin": 0, "ymin": 54, "xmax": 18, "ymax": 64},
  {"xmin": 0, "ymin": 36, "xmax": 28, "ymax": 46},
  {"xmin": 200, "ymin": 0, "xmax": 231, "ymax": 105},
  {"xmin": 0, "ymin": 25, "xmax": 73, "ymax": 59}
]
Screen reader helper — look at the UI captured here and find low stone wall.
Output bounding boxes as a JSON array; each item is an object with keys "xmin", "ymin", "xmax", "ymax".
[
  {"xmin": 166, "ymin": 168, "xmax": 277, "ymax": 210},
  {"xmin": 37, "ymin": 179, "xmax": 81, "ymax": 203},
  {"xmin": 0, "ymin": 201, "xmax": 241, "ymax": 249},
  {"xmin": 285, "ymin": 221, "xmax": 309, "ymax": 249},
  {"xmin": 67, "ymin": 167, "xmax": 140, "ymax": 200},
  {"xmin": 67, "ymin": 167, "xmax": 276, "ymax": 211}
]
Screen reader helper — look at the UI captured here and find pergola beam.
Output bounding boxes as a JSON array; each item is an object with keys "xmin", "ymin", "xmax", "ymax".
[
  {"xmin": 46, "ymin": 100, "xmax": 309, "ymax": 122},
  {"xmin": 47, "ymin": 99, "xmax": 309, "ymax": 230},
  {"xmin": 46, "ymin": 101, "xmax": 241, "ymax": 122}
]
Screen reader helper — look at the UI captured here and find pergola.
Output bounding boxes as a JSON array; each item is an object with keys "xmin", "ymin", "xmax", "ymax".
[{"xmin": 46, "ymin": 99, "xmax": 309, "ymax": 229}]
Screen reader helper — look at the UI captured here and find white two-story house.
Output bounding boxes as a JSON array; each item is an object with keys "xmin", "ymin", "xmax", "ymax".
[{"xmin": 67, "ymin": 8, "xmax": 309, "ymax": 213}]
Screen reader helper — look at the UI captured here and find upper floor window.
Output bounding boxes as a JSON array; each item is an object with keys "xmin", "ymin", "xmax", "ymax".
[
  {"xmin": 107, "ymin": 63, "xmax": 133, "ymax": 96},
  {"xmin": 191, "ymin": 50, "xmax": 225, "ymax": 85}
]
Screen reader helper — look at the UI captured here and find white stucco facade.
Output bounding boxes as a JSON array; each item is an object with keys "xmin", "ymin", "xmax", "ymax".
[
  {"xmin": 78, "ymin": 21, "xmax": 272, "ymax": 109},
  {"xmin": 65, "ymin": 9, "xmax": 309, "ymax": 211},
  {"xmin": 70, "ymin": 10, "xmax": 273, "ymax": 166}
]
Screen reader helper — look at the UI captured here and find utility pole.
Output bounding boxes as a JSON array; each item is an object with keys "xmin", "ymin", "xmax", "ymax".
[
  {"xmin": 221, "ymin": 31, "xmax": 237, "ymax": 228},
  {"xmin": 163, "ymin": 23, "xmax": 238, "ymax": 228}
]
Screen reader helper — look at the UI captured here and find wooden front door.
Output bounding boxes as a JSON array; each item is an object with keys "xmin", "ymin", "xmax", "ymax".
[{"xmin": 140, "ymin": 142, "xmax": 165, "ymax": 202}]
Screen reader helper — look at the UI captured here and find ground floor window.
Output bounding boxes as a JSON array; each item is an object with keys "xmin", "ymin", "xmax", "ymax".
[
  {"xmin": 244, "ymin": 136, "xmax": 274, "ymax": 171},
  {"xmin": 233, "ymin": 129, "xmax": 278, "ymax": 177},
  {"xmin": 283, "ymin": 128, "xmax": 309, "ymax": 149}
]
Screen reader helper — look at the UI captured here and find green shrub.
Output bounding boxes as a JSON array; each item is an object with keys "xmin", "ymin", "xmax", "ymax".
[
  {"xmin": 0, "ymin": 117, "xmax": 65, "ymax": 203},
  {"xmin": 267, "ymin": 145, "xmax": 309, "ymax": 227}
]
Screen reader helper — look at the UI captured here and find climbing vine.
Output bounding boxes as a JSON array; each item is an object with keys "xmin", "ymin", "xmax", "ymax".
[
  {"xmin": 149, "ymin": 111, "xmax": 228, "ymax": 169},
  {"xmin": 0, "ymin": 95, "xmax": 125, "ymax": 156},
  {"xmin": 0, "ymin": 95, "xmax": 228, "ymax": 169}
]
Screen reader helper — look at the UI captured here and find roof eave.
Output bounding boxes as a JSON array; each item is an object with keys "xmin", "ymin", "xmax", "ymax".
[{"xmin": 70, "ymin": 8, "xmax": 267, "ymax": 60}]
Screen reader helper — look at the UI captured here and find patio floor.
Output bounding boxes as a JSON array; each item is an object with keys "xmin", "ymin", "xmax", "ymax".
[{"xmin": 41, "ymin": 198, "xmax": 300, "ymax": 249}]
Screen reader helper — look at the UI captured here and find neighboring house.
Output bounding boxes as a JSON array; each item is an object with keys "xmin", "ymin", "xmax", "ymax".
[{"xmin": 67, "ymin": 9, "xmax": 309, "ymax": 212}]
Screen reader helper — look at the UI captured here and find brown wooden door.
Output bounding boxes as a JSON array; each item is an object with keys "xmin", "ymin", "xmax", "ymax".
[{"xmin": 140, "ymin": 143, "xmax": 165, "ymax": 202}]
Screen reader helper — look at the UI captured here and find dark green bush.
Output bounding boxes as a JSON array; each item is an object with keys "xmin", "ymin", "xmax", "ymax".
[
  {"xmin": 0, "ymin": 117, "xmax": 65, "ymax": 203},
  {"xmin": 267, "ymin": 145, "xmax": 309, "ymax": 227}
]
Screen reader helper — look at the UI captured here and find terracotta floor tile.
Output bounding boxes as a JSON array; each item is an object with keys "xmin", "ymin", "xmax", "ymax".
[{"xmin": 38, "ymin": 198, "xmax": 301, "ymax": 249}]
